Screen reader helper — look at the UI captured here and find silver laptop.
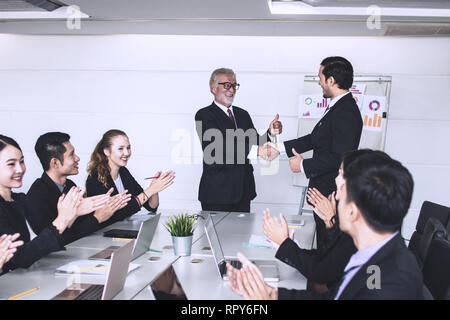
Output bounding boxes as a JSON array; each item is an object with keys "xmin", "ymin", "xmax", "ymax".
[
  {"xmin": 52, "ymin": 239, "xmax": 135, "ymax": 300},
  {"xmin": 204, "ymin": 215, "xmax": 280, "ymax": 282},
  {"xmin": 89, "ymin": 213, "xmax": 161, "ymax": 261}
]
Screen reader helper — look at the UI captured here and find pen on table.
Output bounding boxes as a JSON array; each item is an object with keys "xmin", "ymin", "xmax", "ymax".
[
  {"xmin": 148, "ymin": 248, "xmax": 162, "ymax": 253},
  {"xmin": 144, "ymin": 175, "xmax": 160, "ymax": 180},
  {"xmin": 7, "ymin": 287, "xmax": 39, "ymax": 300}
]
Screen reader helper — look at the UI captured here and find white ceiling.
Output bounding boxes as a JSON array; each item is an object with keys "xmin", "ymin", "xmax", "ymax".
[{"xmin": 0, "ymin": 0, "xmax": 449, "ymax": 36}]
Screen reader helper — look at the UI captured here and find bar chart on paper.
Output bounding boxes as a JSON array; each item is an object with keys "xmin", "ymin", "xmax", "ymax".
[{"xmin": 363, "ymin": 113, "xmax": 383, "ymax": 132}]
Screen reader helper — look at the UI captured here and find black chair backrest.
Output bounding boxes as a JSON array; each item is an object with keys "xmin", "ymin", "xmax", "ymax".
[
  {"xmin": 416, "ymin": 201, "xmax": 450, "ymax": 233},
  {"xmin": 417, "ymin": 218, "xmax": 447, "ymax": 268},
  {"xmin": 408, "ymin": 201, "xmax": 450, "ymax": 253},
  {"xmin": 422, "ymin": 228, "xmax": 450, "ymax": 300}
]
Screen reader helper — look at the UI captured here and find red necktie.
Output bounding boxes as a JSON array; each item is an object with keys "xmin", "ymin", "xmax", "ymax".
[{"xmin": 227, "ymin": 107, "xmax": 236, "ymax": 128}]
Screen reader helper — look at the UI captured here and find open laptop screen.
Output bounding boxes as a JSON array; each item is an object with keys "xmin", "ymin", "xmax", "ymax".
[
  {"xmin": 204, "ymin": 216, "xmax": 226, "ymax": 264},
  {"xmin": 150, "ymin": 265, "xmax": 187, "ymax": 300}
]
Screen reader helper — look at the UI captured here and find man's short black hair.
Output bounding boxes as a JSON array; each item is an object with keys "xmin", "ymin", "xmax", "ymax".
[
  {"xmin": 343, "ymin": 151, "xmax": 414, "ymax": 234},
  {"xmin": 34, "ymin": 132, "xmax": 71, "ymax": 171},
  {"xmin": 320, "ymin": 56, "xmax": 354, "ymax": 90}
]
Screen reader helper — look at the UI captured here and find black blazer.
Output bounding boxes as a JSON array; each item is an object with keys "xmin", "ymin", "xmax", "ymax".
[
  {"xmin": 275, "ymin": 227, "xmax": 356, "ymax": 288},
  {"xmin": 278, "ymin": 234, "xmax": 423, "ymax": 300},
  {"xmin": 195, "ymin": 102, "xmax": 269, "ymax": 204},
  {"xmin": 284, "ymin": 93, "xmax": 363, "ymax": 197},
  {"xmin": 25, "ymin": 172, "xmax": 100, "ymax": 243},
  {"xmin": 0, "ymin": 193, "xmax": 65, "ymax": 274},
  {"xmin": 85, "ymin": 166, "xmax": 157, "ymax": 229}
]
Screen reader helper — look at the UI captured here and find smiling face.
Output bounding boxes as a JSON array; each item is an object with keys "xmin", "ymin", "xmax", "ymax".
[
  {"xmin": 57, "ymin": 141, "xmax": 80, "ymax": 176},
  {"xmin": 104, "ymin": 135, "xmax": 131, "ymax": 171},
  {"xmin": 211, "ymin": 73, "xmax": 237, "ymax": 107},
  {"xmin": 0, "ymin": 145, "xmax": 26, "ymax": 191}
]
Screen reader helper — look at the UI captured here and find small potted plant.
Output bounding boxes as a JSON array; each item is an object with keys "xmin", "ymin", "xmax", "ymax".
[{"xmin": 165, "ymin": 213, "xmax": 197, "ymax": 256}]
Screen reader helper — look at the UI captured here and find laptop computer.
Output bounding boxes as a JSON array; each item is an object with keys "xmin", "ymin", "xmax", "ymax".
[
  {"xmin": 89, "ymin": 213, "xmax": 161, "ymax": 261},
  {"xmin": 203, "ymin": 215, "xmax": 280, "ymax": 282},
  {"xmin": 147, "ymin": 264, "xmax": 188, "ymax": 300},
  {"xmin": 52, "ymin": 239, "xmax": 135, "ymax": 300}
]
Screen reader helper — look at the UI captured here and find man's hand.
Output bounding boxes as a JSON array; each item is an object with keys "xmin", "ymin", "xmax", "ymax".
[
  {"xmin": 269, "ymin": 114, "xmax": 283, "ymax": 136},
  {"xmin": 93, "ymin": 190, "xmax": 132, "ymax": 224},
  {"xmin": 289, "ymin": 148, "xmax": 303, "ymax": 173},
  {"xmin": 76, "ymin": 188, "xmax": 113, "ymax": 216},
  {"xmin": 307, "ymin": 189, "xmax": 336, "ymax": 229},
  {"xmin": 262, "ymin": 209, "xmax": 289, "ymax": 246},
  {"xmin": 258, "ymin": 142, "xmax": 280, "ymax": 161},
  {"xmin": 227, "ymin": 252, "xmax": 277, "ymax": 300}
]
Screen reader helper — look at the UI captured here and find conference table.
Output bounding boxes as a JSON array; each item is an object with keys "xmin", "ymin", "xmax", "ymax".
[{"xmin": 0, "ymin": 209, "xmax": 316, "ymax": 300}]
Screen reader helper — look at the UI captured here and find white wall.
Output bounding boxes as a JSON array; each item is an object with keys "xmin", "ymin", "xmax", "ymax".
[{"xmin": 0, "ymin": 34, "xmax": 449, "ymax": 240}]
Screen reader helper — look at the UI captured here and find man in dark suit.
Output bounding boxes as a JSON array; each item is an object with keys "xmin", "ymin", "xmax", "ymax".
[
  {"xmin": 195, "ymin": 68, "xmax": 282, "ymax": 213},
  {"xmin": 267, "ymin": 57, "xmax": 363, "ymax": 251},
  {"xmin": 227, "ymin": 151, "xmax": 424, "ymax": 300},
  {"xmin": 26, "ymin": 132, "xmax": 127, "ymax": 243}
]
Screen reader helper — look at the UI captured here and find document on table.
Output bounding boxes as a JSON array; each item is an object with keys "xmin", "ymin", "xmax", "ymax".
[
  {"xmin": 55, "ymin": 260, "xmax": 140, "ymax": 275},
  {"xmin": 246, "ymin": 235, "xmax": 276, "ymax": 249}
]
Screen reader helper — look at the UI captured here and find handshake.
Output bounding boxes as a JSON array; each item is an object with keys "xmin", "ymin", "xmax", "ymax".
[{"xmin": 258, "ymin": 142, "xmax": 280, "ymax": 161}]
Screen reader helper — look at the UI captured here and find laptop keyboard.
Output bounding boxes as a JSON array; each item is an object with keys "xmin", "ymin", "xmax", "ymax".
[
  {"xmin": 230, "ymin": 260, "xmax": 242, "ymax": 269},
  {"xmin": 74, "ymin": 285, "xmax": 105, "ymax": 300}
]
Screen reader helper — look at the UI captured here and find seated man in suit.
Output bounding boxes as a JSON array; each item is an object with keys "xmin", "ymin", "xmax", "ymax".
[
  {"xmin": 195, "ymin": 68, "xmax": 282, "ymax": 213},
  {"xmin": 227, "ymin": 150, "xmax": 423, "ymax": 300},
  {"xmin": 26, "ymin": 132, "xmax": 131, "ymax": 244}
]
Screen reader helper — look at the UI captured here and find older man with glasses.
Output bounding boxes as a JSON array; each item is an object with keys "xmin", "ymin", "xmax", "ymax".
[{"xmin": 194, "ymin": 68, "xmax": 282, "ymax": 213}]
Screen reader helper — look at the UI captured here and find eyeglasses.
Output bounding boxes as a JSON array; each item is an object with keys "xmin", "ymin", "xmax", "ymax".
[{"xmin": 217, "ymin": 82, "xmax": 240, "ymax": 91}]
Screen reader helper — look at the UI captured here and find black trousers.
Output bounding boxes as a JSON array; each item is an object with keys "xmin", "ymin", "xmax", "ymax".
[{"xmin": 201, "ymin": 197, "xmax": 251, "ymax": 213}]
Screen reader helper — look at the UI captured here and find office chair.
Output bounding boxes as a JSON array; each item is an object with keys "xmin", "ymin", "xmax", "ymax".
[
  {"xmin": 416, "ymin": 218, "xmax": 448, "ymax": 269},
  {"xmin": 422, "ymin": 229, "xmax": 450, "ymax": 300},
  {"xmin": 408, "ymin": 201, "xmax": 450, "ymax": 256}
]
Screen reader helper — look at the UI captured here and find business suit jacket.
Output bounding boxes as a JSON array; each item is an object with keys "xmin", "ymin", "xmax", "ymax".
[
  {"xmin": 195, "ymin": 102, "xmax": 269, "ymax": 204},
  {"xmin": 0, "ymin": 193, "xmax": 65, "ymax": 274},
  {"xmin": 278, "ymin": 234, "xmax": 423, "ymax": 300},
  {"xmin": 275, "ymin": 227, "xmax": 356, "ymax": 288},
  {"xmin": 25, "ymin": 172, "xmax": 101, "ymax": 244},
  {"xmin": 284, "ymin": 93, "xmax": 363, "ymax": 197},
  {"xmin": 85, "ymin": 166, "xmax": 157, "ymax": 229}
]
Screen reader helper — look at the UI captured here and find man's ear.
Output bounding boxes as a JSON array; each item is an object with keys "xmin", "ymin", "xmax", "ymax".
[
  {"xmin": 349, "ymin": 202, "xmax": 361, "ymax": 223},
  {"xmin": 327, "ymin": 75, "xmax": 336, "ymax": 87},
  {"xmin": 49, "ymin": 158, "xmax": 60, "ymax": 170}
]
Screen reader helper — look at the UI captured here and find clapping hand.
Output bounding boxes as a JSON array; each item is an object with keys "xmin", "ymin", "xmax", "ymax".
[
  {"xmin": 76, "ymin": 188, "xmax": 113, "ymax": 217},
  {"xmin": 307, "ymin": 188, "xmax": 336, "ymax": 228},
  {"xmin": 93, "ymin": 190, "xmax": 132, "ymax": 223},
  {"xmin": 0, "ymin": 233, "xmax": 23, "ymax": 268},
  {"xmin": 226, "ymin": 252, "xmax": 277, "ymax": 300},
  {"xmin": 53, "ymin": 186, "xmax": 83, "ymax": 234},
  {"xmin": 262, "ymin": 209, "xmax": 291, "ymax": 246}
]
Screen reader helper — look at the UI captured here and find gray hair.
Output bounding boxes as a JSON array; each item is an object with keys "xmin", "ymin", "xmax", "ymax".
[{"xmin": 209, "ymin": 68, "xmax": 236, "ymax": 88}]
